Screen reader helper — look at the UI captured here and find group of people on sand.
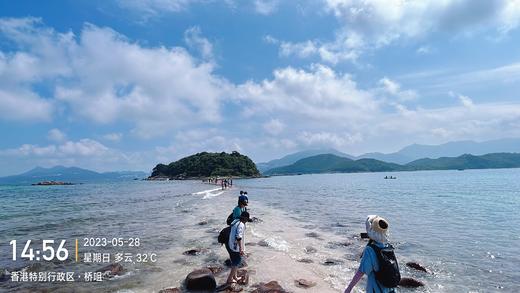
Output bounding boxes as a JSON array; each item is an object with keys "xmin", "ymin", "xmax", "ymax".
[
  {"xmin": 203, "ymin": 177, "xmax": 233, "ymax": 190},
  {"xmin": 218, "ymin": 189, "xmax": 400, "ymax": 293}
]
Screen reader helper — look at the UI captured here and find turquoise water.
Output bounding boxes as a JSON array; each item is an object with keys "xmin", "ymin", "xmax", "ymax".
[{"xmin": 0, "ymin": 169, "xmax": 519, "ymax": 292}]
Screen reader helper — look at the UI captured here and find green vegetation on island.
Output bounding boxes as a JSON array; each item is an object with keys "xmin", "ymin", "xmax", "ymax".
[
  {"xmin": 150, "ymin": 151, "xmax": 260, "ymax": 179},
  {"xmin": 264, "ymin": 153, "xmax": 520, "ymax": 175}
]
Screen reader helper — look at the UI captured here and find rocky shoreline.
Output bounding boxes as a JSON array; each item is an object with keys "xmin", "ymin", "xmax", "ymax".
[{"xmin": 31, "ymin": 181, "xmax": 76, "ymax": 186}]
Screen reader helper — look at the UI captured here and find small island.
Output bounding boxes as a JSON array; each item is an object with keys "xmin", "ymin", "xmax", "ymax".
[
  {"xmin": 32, "ymin": 181, "xmax": 75, "ymax": 186},
  {"xmin": 148, "ymin": 151, "xmax": 260, "ymax": 180}
]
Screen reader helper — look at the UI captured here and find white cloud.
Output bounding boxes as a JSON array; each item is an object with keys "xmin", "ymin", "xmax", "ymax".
[
  {"xmin": 2, "ymin": 138, "xmax": 108, "ymax": 157},
  {"xmin": 450, "ymin": 91, "xmax": 474, "ymax": 108},
  {"xmin": 379, "ymin": 77, "xmax": 417, "ymax": 101},
  {"xmin": 58, "ymin": 139, "xmax": 109, "ymax": 156},
  {"xmin": 273, "ymin": 31, "xmax": 362, "ymax": 64},
  {"xmin": 272, "ymin": 0, "xmax": 520, "ymax": 64},
  {"xmin": 254, "ymin": 0, "xmax": 280, "ymax": 15},
  {"xmin": 263, "ymin": 119, "xmax": 285, "ymax": 135},
  {"xmin": 0, "ymin": 18, "xmax": 62, "ymax": 121},
  {"xmin": 0, "ymin": 89, "xmax": 54, "ymax": 121},
  {"xmin": 299, "ymin": 131, "xmax": 362, "ymax": 148},
  {"xmin": 235, "ymin": 64, "xmax": 378, "ymax": 122},
  {"xmin": 47, "ymin": 129, "xmax": 66, "ymax": 142},
  {"xmin": 416, "ymin": 45, "xmax": 432, "ymax": 55},
  {"xmin": 184, "ymin": 26, "xmax": 213, "ymax": 60},
  {"xmin": 0, "ymin": 18, "xmax": 228, "ymax": 138},
  {"xmin": 117, "ymin": 0, "xmax": 197, "ymax": 17},
  {"xmin": 103, "ymin": 132, "xmax": 123, "ymax": 142}
]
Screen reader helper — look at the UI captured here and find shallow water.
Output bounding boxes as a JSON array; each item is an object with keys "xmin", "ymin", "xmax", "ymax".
[{"xmin": 0, "ymin": 169, "xmax": 519, "ymax": 292}]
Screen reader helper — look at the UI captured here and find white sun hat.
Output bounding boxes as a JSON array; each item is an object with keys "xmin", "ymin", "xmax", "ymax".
[{"xmin": 365, "ymin": 215, "xmax": 389, "ymax": 244}]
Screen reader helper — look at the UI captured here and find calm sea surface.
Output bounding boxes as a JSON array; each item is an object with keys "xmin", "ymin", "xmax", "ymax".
[{"xmin": 0, "ymin": 169, "xmax": 519, "ymax": 292}]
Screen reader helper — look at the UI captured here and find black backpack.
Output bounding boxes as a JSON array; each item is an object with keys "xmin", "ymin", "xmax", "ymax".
[
  {"xmin": 217, "ymin": 226, "xmax": 231, "ymax": 244},
  {"xmin": 226, "ymin": 213, "xmax": 234, "ymax": 225},
  {"xmin": 367, "ymin": 241, "xmax": 401, "ymax": 288}
]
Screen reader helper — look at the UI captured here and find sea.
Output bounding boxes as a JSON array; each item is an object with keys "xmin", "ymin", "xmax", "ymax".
[{"xmin": 0, "ymin": 168, "xmax": 519, "ymax": 292}]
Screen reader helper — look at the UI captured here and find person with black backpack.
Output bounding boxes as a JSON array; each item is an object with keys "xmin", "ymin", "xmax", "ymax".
[
  {"xmin": 344, "ymin": 215, "xmax": 401, "ymax": 293},
  {"xmin": 217, "ymin": 211, "xmax": 250, "ymax": 292},
  {"xmin": 226, "ymin": 193, "xmax": 249, "ymax": 225}
]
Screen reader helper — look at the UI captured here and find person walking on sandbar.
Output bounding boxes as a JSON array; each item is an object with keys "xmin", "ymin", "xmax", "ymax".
[
  {"xmin": 223, "ymin": 211, "xmax": 250, "ymax": 291},
  {"xmin": 344, "ymin": 215, "xmax": 400, "ymax": 293}
]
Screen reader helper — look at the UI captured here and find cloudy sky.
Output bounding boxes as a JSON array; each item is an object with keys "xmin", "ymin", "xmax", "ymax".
[{"xmin": 1, "ymin": 0, "xmax": 520, "ymax": 175}]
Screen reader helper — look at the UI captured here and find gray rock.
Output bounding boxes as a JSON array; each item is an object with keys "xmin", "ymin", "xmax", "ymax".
[
  {"xmin": 96, "ymin": 263, "xmax": 124, "ymax": 279},
  {"xmin": 295, "ymin": 279, "xmax": 317, "ymax": 289},
  {"xmin": 297, "ymin": 258, "xmax": 314, "ymax": 264},
  {"xmin": 251, "ymin": 280, "xmax": 287, "ymax": 293},
  {"xmin": 185, "ymin": 268, "xmax": 216, "ymax": 291},
  {"xmin": 399, "ymin": 277, "xmax": 425, "ymax": 288},
  {"xmin": 406, "ymin": 262, "xmax": 429, "ymax": 273},
  {"xmin": 183, "ymin": 248, "xmax": 208, "ymax": 256},
  {"xmin": 304, "ymin": 246, "xmax": 317, "ymax": 254},
  {"xmin": 322, "ymin": 258, "xmax": 344, "ymax": 266},
  {"xmin": 305, "ymin": 232, "xmax": 321, "ymax": 239}
]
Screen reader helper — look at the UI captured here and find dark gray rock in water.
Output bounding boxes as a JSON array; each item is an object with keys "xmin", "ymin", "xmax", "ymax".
[
  {"xmin": 305, "ymin": 232, "xmax": 321, "ymax": 239},
  {"xmin": 332, "ymin": 222, "xmax": 347, "ymax": 227},
  {"xmin": 251, "ymin": 217, "xmax": 263, "ymax": 223},
  {"xmin": 304, "ymin": 246, "xmax": 317, "ymax": 254},
  {"xmin": 297, "ymin": 258, "xmax": 314, "ymax": 264},
  {"xmin": 294, "ymin": 279, "xmax": 317, "ymax": 288},
  {"xmin": 322, "ymin": 258, "xmax": 344, "ymax": 266},
  {"xmin": 258, "ymin": 240, "xmax": 270, "ymax": 247},
  {"xmin": 326, "ymin": 241, "xmax": 353, "ymax": 249},
  {"xmin": 185, "ymin": 268, "xmax": 216, "ymax": 291},
  {"xmin": 246, "ymin": 242, "xmax": 258, "ymax": 246},
  {"xmin": 251, "ymin": 280, "xmax": 287, "ymax": 293},
  {"xmin": 198, "ymin": 220, "xmax": 209, "ymax": 225},
  {"xmin": 158, "ymin": 288, "xmax": 181, "ymax": 293},
  {"xmin": 96, "ymin": 263, "xmax": 124, "ymax": 278},
  {"xmin": 406, "ymin": 262, "xmax": 428, "ymax": 273},
  {"xmin": 399, "ymin": 277, "xmax": 425, "ymax": 288},
  {"xmin": 183, "ymin": 248, "xmax": 208, "ymax": 256},
  {"xmin": 0, "ymin": 270, "xmax": 10, "ymax": 282}
]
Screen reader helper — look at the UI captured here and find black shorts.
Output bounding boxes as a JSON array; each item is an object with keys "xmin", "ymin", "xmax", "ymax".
[{"xmin": 226, "ymin": 245, "xmax": 241, "ymax": 267}]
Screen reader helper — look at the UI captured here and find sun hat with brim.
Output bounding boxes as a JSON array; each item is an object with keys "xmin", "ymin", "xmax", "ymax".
[{"xmin": 365, "ymin": 215, "xmax": 389, "ymax": 244}]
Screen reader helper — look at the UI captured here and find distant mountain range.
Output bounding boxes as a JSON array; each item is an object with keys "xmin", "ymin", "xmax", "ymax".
[
  {"xmin": 357, "ymin": 138, "xmax": 520, "ymax": 164},
  {"xmin": 257, "ymin": 138, "xmax": 520, "ymax": 173},
  {"xmin": 264, "ymin": 153, "xmax": 520, "ymax": 175},
  {"xmin": 0, "ymin": 166, "xmax": 148, "ymax": 185}
]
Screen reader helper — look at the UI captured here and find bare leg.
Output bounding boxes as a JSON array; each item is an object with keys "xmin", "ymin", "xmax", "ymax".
[{"xmin": 226, "ymin": 266, "xmax": 238, "ymax": 284}]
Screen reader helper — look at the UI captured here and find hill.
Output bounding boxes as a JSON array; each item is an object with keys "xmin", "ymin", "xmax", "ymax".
[
  {"xmin": 150, "ymin": 151, "xmax": 260, "ymax": 179},
  {"xmin": 0, "ymin": 166, "xmax": 148, "ymax": 185},
  {"xmin": 265, "ymin": 154, "xmax": 401, "ymax": 175},
  {"xmin": 405, "ymin": 153, "xmax": 520, "ymax": 170},
  {"xmin": 265, "ymin": 153, "xmax": 520, "ymax": 175},
  {"xmin": 256, "ymin": 148, "xmax": 354, "ymax": 172}
]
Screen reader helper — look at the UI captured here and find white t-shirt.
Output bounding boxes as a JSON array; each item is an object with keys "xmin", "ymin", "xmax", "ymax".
[{"xmin": 228, "ymin": 220, "xmax": 245, "ymax": 252}]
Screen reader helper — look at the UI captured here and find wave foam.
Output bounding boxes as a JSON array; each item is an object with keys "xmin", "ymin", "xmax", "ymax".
[{"xmin": 192, "ymin": 187, "xmax": 225, "ymax": 199}]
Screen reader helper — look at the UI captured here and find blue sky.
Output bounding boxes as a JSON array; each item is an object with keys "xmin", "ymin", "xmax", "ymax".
[{"xmin": 1, "ymin": 0, "xmax": 520, "ymax": 176}]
